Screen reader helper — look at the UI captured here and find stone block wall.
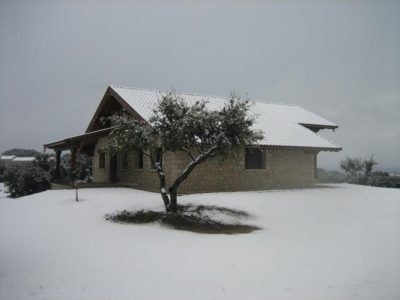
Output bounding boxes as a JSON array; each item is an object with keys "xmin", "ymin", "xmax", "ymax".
[
  {"xmin": 116, "ymin": 150, "xmax": 159, "ymax": 192},
  {"xmin": 92, "ymin": 138, "xmax": 317, "ymax": 193},
  {"xmin": 165, "ymin": 148, "xmax": 316, "ymax": 193},
  {"xmin": 92, "ymin": 137, "xmax": 110, "ymax": 183}
]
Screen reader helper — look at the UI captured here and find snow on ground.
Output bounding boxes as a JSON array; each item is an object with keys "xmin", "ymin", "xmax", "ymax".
[
  {"xmin": 0, "ymin": 183, "xmax": 9, "ymax": 199},
  {"xmin": 0, "ymin": 184, "xmax": 399, "ymax": 300}
]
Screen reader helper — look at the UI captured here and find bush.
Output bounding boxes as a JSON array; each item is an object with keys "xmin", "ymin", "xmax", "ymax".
[
  {"xmin": 59, "ymin": 153, "xmax": 92, "ymax": 183},
  {"xmin": 0, "ymin": 164, "xmax": 5, "ymax": 182},
  {"xmin": 367, "ymin": 172, "xmax": 400, "ymax": 188},
  {"xmin": 3, "ymin": 163, "xmax": 50, "ymax": 198},
  {"xmin": 1, "ymin": 148, "xmax": 41, "ymax": 157},
  {"xmin": 340, "ymin": 156, "xmax": 377, "ymax": 184}
]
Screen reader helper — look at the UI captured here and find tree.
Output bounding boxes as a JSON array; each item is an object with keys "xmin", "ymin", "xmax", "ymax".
[
  {"xmin": 3, "ymin": 162, "xmax": 50, "ymax": 198},
  {"xmin": 1, "ymin": 148, "xmax": 41, "ymax": 157},
  {"xmin": 107, "ymin": 92, "xmax": 263, "ymax": 212},
  {"xmin": 340, "ymin": 155, "xmax": 377, "ymax": 184},
  {"xmin": 57, "ymin": 152, "xmax": 93, "ymax": 183}
]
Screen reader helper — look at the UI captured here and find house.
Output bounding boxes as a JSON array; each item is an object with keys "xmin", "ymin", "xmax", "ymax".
[
  {"xmin": 0, "ymin": 155, "xmax": 36, "ymax": 168},
  {"xmin": 44, "ymin": 85, "xmax": 342, "ymax": 192}
]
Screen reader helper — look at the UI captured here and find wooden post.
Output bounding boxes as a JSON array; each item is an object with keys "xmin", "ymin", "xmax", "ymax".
[{"xmin": 55, "ymin": 150, "xmax": 61, "ymax": 180}]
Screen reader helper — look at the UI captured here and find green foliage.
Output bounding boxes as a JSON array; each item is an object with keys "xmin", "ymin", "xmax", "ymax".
[
  {"xmin": 35, "ymin": 153, "xmax": 55, "ymax": 172},
  {"xmin": 1, "ymin": 148, "xmax": 40, "ymax": 157},
  {"xmin": 149, "ymin": 92, "xmax": 263, "ymax": 155},
  {"xmin": 108, "ymin": 91, "xmax": 262, "ymax": 211},
  {"xmin": 340, "ymin": 155, "xmax": 377, "ymax": 184},
  {"xmin": 340, "ymin": 156, "xmax": 399, "ymax": 188},
  {"xmin": 106, "ymin": 118, "xmax": 153, "ymax": 155},
  {"xmin": 366, "ymin": 172, "xmax": 400, "ymax": 188},
  {"xmin": 108, "ymin": 92, "xmax": 262, "ymax": 158},
  {"xmin": 3, "ymin": 163, "xmax": 50, "ymax": 198},
  {"xmin": 0, "ymin": 164, "xmax": 5, "ymax": 182},
  {"xmin": 57, "ymin": 153, "xmax": 93, "ymax": 183}
]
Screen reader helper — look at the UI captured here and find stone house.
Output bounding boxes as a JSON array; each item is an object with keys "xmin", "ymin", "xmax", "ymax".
[{"xmin": 44, "ymin": 85, "xmax": 341, "ymax": 192}]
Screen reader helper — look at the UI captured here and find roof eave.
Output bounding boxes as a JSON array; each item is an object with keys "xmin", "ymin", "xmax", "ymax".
[
  {"xmin": 299, "ymin": 123, "xmax": 338, "ymax": 130},
  {"xmin": 249, "ymin": 144, "xmax": 342, "ymax": 152},
  {"xmin": 44, "ymin": 128, "xmax": 113, "ymax": 151}
]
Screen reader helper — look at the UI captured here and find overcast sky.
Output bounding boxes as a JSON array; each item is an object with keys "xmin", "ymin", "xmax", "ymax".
[{"xmin": 0, "ymin": 0, "xmax": 399, "ymax": 170}]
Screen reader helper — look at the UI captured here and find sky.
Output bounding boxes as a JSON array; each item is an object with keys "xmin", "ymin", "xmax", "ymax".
[{"xmin": 0, "ymin": 0, "xmax": 399, "ymax": 170}]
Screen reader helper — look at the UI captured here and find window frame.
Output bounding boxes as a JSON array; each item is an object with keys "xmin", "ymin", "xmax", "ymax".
[
  {"xmin": 133, "ymin": 151, "xmax": 144, "ymax": 170},
  {"xmin": 121, "ymin": 152, "xmax": 129, "ymax": 170},
  {"xmin": 98, "ymin": 151, "xmax": 106, "ymax": 169},
  {"xmin": 244, "ymin": 147, "xmax": 267, "ymax": 170}
]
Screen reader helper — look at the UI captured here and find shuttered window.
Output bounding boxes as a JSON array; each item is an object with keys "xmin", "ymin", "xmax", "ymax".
[
  {"xmin": 138, "ymin": 152, "xmax": 143, "ymax": 169},
  {"xmin": 99, "ymin": 152, "xmax": 106, "ymax": 169},
  {"xmin": 245, "ymin": 148, "xmax": 266, "ymax": 169}
]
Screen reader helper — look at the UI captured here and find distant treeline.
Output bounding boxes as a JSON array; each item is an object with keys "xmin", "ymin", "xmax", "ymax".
[
  {"xmin": 316, "ymin": 168, "xmax": 346, "ymax": 183},
  {"xmin": 1, "ymin": 148, "xmax": 42, "ymax": 157}
]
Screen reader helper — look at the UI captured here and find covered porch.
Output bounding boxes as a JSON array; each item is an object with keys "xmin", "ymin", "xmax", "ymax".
[{"xmin": 44, "ymin": 128, "xmax": 112, "ymax": 183}]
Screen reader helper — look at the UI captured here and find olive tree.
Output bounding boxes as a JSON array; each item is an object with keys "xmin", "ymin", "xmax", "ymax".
[
  {"xmin": 107, "ymin": 92, "xmax": 262, "ymax": 212},
  {"xmin": 340, "ymin": 155, "xmax": 377, "ymax": 184}
]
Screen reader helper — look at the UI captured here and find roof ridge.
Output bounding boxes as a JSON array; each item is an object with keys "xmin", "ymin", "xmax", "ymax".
[{"xmin": 110, "ymin": 85, "xmax": 298, "ymax": 107}]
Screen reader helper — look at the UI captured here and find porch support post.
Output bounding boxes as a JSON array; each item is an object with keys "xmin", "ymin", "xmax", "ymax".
[
  {"xmin": 55, "ymin": 150, "xmax": 61, "ymax": 180},
  {"xmin": 71, "ymin": 148, "xmax": 77, "ymax": 180}
]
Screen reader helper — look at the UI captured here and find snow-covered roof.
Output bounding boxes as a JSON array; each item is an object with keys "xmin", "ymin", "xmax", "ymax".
[
  {"xmin": 12, "ymin": 157, "xmax": 36, "ymax": 162},
  {"xmin": 0, "ymin": 155, "xmax": 16, "ymax": 160},
  {"xmin": 110, "ymin": 85, "xmax": 341, "ymax": 151}
]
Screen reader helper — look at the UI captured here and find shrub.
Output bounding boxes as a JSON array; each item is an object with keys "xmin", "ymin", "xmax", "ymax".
[
  {"xmin": 0, "ymin": 164, "xmax": 5, "ymax": 182},
  {"xmin": 367, "ymin": 172, "xmax": 400, "ymax": 188},
  {"xmin": 3, "ymin": 163, "xmax": 50, "ymax": 198},
  {"xmin": 59, "ymin": 153, "xmax": 92, "ymax": 183},
  {"xmin": 1, "ymin": 148, "xmax": 41, "ymax": 157},
  {"xmin": 340, "ymin": 155, "xmax": 377, "ymax": 184}
]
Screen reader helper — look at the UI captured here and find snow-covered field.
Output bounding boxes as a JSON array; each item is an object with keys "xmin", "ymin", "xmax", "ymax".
[
  {"xmin": 0, "ymin": 183, "xmax": 9, "ymax": 199},
  {"xmin": 0, "ymin": 184, "xmax": 399, "ymax": 300}
]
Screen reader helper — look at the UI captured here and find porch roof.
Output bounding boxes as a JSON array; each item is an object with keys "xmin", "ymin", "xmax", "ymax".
[{"xmin": 44, "ymin": 128, "xmax": 112, "ymax": 152}]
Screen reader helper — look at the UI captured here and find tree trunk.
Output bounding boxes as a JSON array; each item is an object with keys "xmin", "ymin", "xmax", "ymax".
[
  {"xmin": 168, "ymin": 188, "xmax": 178, "ymax": 212},
  {"xmin": 159, "ymin": 176, "xmax": 170, "ymax": 211},
  {"xmin": 167, "ymin": 146, "xmax": 217, "ymax": 212}
]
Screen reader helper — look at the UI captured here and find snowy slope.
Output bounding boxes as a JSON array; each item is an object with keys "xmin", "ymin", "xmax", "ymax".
[{"xmin": 0, "ymin": 185, "xmax": 399, "ymax": 300}]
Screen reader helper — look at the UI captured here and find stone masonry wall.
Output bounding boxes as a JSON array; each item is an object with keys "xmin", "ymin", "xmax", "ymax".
[
  {"xmin": 92, "ymin": 137, "xmax": 159, "ymax": 191},
  {"xmin": 116, "ymin": 150, "xmax": 160, "ymax": 192},
  {"xmin": 165, "ymin": 148, "xmax": 316, "ymax": 193},
  {"xmin": 92, "ymin": 137, "xmax": 110, "ymax": 183},
  {"xmin": 92, "ymin": 138, "xmax": 316, "ymax": 193}
]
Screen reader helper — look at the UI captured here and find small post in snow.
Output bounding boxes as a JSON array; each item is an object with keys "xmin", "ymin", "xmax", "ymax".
[{"xmin": 73, "ymin": 180, "xmax": 80, "ymax": 202}]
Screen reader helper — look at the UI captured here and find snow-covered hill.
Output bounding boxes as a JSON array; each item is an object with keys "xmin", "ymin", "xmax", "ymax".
[{"xmin": 1, "ymin": 184, "xmax": 399, "ymax": 300}]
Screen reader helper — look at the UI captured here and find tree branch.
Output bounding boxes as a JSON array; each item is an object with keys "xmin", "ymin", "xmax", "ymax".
[
  {"xmin": 169, "ymin": 145, "xmax": 218, "ymax": 192},
  {"xmin": 182, "ymin": 147, "xmax": 196, "ymax": 161}
]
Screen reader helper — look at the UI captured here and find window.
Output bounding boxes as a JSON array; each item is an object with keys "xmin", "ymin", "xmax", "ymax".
[
  {"xmin": 136, "ymin": 151, "xmax": 143, "ymax": 169},
  {"xmin": 122, "ymin": 153, "xmax": 128, "ymax": 169},
  {"xmin": 245, "ymin": 148, "xmax": 266, "ymax": 169},
  {"xmin": 99, "ymin": 152, "xmax": 106, "ymax": 169}
]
